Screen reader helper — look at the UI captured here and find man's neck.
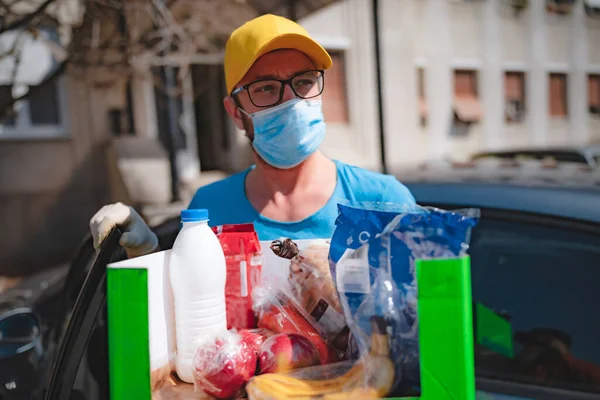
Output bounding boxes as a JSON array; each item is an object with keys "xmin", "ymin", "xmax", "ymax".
[{"xmin": 250, "ymin": 151, "xmax": 333, "ymax": 197}]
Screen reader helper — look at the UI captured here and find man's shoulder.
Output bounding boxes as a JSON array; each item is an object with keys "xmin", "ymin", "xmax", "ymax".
[
  {"xmin": 196, "ymin": 170, "xmax": 246, "ymax": 192},
  {"xmin": 189, "ymin": 169, "xmax": 248, "ymax": 208},
  {"xmin": 335, "ymin": 160, "xmax": 415, "ymax": 204},
  {"xmin": 336, "ymin": 160, "xmax": 398, "ymax": 186}
]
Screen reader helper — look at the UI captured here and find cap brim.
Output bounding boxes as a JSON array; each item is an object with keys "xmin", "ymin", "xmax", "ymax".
[{"xmin": 231, "ymin": 33, "xmax": 332, "ymax": 94}]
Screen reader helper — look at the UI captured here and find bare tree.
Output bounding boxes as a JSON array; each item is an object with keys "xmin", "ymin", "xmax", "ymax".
[
  {"xmin": 0, "ymin": 0, "xmax": 338, "ymax": 116},
  {"xmin": 0, "ymin": 0, "xmax": 261, "ymax": 114}
]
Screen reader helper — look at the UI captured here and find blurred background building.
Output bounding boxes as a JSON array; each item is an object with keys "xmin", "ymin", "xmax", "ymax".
[
  {"xmin": 1, "ymin": 0, "xmax": 600, "ymax": 276},
  {"xmin": 301, "ymin": 0, "xmax": 600, "ymax": 167}
]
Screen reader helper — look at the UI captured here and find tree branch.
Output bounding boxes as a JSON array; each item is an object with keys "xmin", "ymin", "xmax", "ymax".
[
  {"xmin": 0, "ymin": 58, "xmax": 69, "ymax": 112},
  {"xmin": 0, "ymin": 0, "xmax": 57, "ymax": 34}
]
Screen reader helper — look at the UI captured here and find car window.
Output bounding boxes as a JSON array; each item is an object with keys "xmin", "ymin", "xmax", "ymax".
[{"xmin": 469, "ymin": 215, "xmax": 600, "ymax": 396}]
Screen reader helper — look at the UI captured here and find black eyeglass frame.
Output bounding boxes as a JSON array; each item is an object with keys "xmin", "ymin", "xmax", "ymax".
[{"xmin": 230, "ymin": 69, "xmax": 325, "ymax": 108}]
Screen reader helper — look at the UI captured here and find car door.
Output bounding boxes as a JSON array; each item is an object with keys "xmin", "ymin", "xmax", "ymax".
[
  {"xmin": 42, "ymin": 212, "xmax": 181, "ymax": 400},
  {"xmin": 44, "ymin": 228, "xmax": 126, "ymax": 400},
  {"xmin": 416, "ymin": 202, "xmax": 600, "ymax": 400}
]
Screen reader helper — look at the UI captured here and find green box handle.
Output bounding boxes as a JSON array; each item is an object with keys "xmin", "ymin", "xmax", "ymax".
[{"xmin": 393, "ymin": 256, "xmax": 476, "ymax": 400}]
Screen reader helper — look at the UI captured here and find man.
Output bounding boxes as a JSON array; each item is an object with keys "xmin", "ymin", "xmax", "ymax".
[{"xmin": 90, "ymin": 14, "xmax": 415, "ymax": 257}]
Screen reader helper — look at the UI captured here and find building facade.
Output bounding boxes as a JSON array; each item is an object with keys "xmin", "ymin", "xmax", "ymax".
[
  {"xmin": 2, "ymin": 0, "xmax": 600, "ymax": 276},
  {"xmin": 300, "ymin": 0, "xmax": 600, "ymax": 168}
]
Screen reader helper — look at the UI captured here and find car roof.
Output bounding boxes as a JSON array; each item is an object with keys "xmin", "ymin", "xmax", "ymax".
[
  {"xmin": 472, "ymin": 145, "xmax": 600, "ymax": 156},
  {"xmin": 472, "ymin": 148, "xmax": 591, "ymax": 163},
  {"xmin": 404, "ymin": 182, "xmax": 600, "ymax": 224},
  {"xmin": 394, "ymin": 159, "xmax": 600, "ymax": 224}
]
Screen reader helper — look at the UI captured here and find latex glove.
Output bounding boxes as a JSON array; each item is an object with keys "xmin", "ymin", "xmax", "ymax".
[{"xmin": 89, "ymin": 202, "xmax": 159, "ymax": 258}]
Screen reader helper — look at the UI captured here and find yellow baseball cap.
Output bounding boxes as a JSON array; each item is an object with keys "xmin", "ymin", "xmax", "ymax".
[{"xmin": 224, "ymin": 14, "xmax": 332, "ymax": 95}]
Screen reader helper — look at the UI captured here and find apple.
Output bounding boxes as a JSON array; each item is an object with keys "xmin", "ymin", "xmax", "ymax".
[
  {"xmin": 193, "ymin": 331, "xmax": 257, "ymax": 399},
  {"xmin": 239, "ymin": 328, "xmax": 274, "ymax": 354},
  {"xmin": 258, "ymin": 333, "xmax": 321, "ymax": 374},
  {"xmin": 257, "ymin": 302, "xmax": 334, "ymax": 364}
]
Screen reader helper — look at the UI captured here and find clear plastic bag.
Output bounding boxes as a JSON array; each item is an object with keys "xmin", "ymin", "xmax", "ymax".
[
  {"xmin": 239, "ymin": 328, "xmax": 275, "ymax": 354},
  {"xmin": 270, "ymin": 238, "xmax": 350, "ymax": 351},
  {"xmin": 246, "ymin": 316, "xmax": 396, "ymax": 400},
  {"xmin": 252, "ymin": 282, "xmax": 345, "ymax": 366},
  {"xmin": 192, "ymin": 330, "xmax": 258, "ymax": 399},
  {"xmin": 329, "ymin": 201, "xmax": 480, "ymax": 396}
]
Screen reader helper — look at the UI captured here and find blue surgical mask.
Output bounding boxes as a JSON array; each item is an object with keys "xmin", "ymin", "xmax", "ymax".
[{"xmin": 241, "ymin": 99, "xmax": 326, "ymax": 169}]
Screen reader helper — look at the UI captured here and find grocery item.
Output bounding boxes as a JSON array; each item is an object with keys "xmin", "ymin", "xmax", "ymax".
[
  {"xmin": 169, "ymin": 209, "xmax": 227, "ymax": 383},
  {"xmin": 239, "ymin": 328, "xmax": 275, "ymax": 355},
  {"xmin": 270, "ymin": 238, "xmax": 349, "ymax": 350},
  {"xmin": 212, "ymin": 224, "xmax": 262, "ymax": 330},
  {"xmin": 329, "ymin": 202, "xmax": 479, "ymax": 396},
  {"xmin": 254, "ymin": 285, "xmax": 341, "ymax": 365},
  {"xmin": 246, "ymin": 316, "xmax": 395, "ymax": 399},
  {"xmin": 193, "ymin": 330, "xmax": 257, "ymax": 399},
  {"xmin": 258, "ymin": 333, "xmax": 321, "ymax": 373}
]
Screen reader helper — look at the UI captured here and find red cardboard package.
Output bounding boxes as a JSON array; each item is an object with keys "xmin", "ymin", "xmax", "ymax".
[{"xmin": 212, "ymin": 224, "xmax": 262, "ymax": 330}]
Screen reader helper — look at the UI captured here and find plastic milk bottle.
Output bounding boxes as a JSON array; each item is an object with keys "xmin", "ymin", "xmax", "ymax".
[{"xmin": 170, "ymin": 209, "xmax": 227, "ymax": 383}]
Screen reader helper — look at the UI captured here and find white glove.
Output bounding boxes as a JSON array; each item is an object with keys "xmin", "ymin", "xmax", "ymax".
[{"xmin": 89, "ymin": 202, "xmax": 159, "ymax": 258}]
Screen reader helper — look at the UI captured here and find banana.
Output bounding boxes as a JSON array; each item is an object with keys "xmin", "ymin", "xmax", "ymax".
[
  {"xmin": 248, "ymin": 366, "xmax": 364, "ymax": 397},
  {"xmin": 246, "ymin": 316, "xmax": 396, "ymax": 400},
  {"xmin": 323, "ymin": 387, "xmax": 380, "ymax": 400}
]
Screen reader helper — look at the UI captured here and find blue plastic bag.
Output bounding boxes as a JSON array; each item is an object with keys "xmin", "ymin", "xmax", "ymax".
[{"xmin": 329, "ymin": 201, "xmax": 479, "ymax": 395}]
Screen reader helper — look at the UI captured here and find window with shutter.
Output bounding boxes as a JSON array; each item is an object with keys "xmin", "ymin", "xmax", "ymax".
[
  {"xmin": 549, "ymin": 73, "xmax": 568, "ymax": 118},
  {"xmin": 453, "ymin": 70, "xmax": 483, "ymax": 125},
  {"xmin": 504, "ymin": 72, "xmax": 526, "ymax": 123}
]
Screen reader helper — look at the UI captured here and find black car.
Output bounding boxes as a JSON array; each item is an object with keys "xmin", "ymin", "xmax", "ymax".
[{"xmin": 3, "ymin": 162, "xmax": 600, "ymax": 400}]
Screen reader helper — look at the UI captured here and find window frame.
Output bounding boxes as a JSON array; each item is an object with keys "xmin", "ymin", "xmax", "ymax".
[
  {"xmin": 546, "ymin": 0, "xmax": 576, "ymax": 15},
  {"xmin": 0, "ymin": 75, "xmax": 69, "ymax": 141},
  {"xmin": 504, "ymin": 70, "xmax": 527, "ymax": 124},
  {"xmin": 452, "ymin": 68, "xmax": 483, "ymax": 127},
  {"xmin": 588, "ymin": 73, "xmax": 600, "ymax": 116},
  {"xmin": 418, "ymin": 202, "xmax": 600, "ymax": 400},
  {"xmin": 548, "ymin": 72, "xmax": 569, "ymax": 119}
]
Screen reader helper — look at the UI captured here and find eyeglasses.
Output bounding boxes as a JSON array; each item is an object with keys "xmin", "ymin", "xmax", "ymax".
[{"xmin": 231, "ymin": 70, "xmax": 324, "ymax": 108}]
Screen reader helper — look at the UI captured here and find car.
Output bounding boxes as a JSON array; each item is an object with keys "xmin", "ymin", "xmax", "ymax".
[
  {"xmin": 470, "ymin": 145, "xmax": 600, "ymax": 169},
  {"xmin": 0, "ymin": 259, "xmax": 73, "ymax": 399},
  {"xmin": 2, "ymin": 161, "xmax": 600, "ymax": 400}
]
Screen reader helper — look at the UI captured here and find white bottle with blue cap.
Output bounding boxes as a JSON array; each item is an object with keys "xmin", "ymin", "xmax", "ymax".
[{"xmin": 170, "ymin": 209, "xmax": 227, "ymax": 383}]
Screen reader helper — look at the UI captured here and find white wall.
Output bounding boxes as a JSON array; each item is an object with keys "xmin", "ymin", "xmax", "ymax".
[
  {"xmin": 379, "ymin": 0, "xmax": 425, "ymax": 166},
  {"xmin": 500, "ymin": 5, "xmax": 529, "ymax": 63},
  {"xmin": 300, "ymin": 0, "xmax": 381, "ymax": 171},
  {"xmin": 589, "ymin": 17, "xmax": 600, "ymax": 65},
  {"xmin": 449, "ymin": 1, "xmax": 484, "ymax": 60},
  {"xmin": 546, "ymin": 12, "xmax": 571, "ymax": 64}
]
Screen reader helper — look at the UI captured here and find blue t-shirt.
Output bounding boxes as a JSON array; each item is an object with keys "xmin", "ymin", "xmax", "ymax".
[{"xmin": 188, "ymin": 160, "xmax": 415, "ymax": 240}]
